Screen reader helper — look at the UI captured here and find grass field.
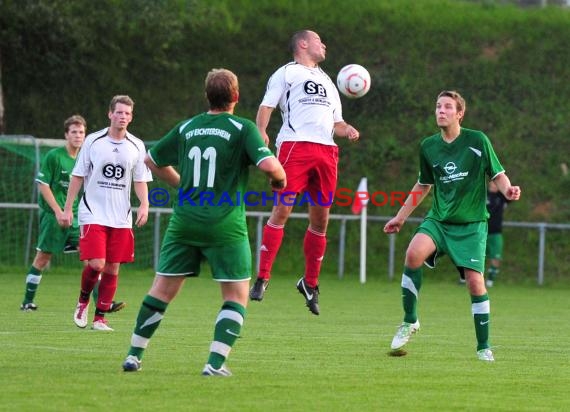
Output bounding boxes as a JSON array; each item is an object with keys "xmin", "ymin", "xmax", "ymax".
[{"xmin": 1, "ymin": 267, "xmax": 569, "ymax": 411}]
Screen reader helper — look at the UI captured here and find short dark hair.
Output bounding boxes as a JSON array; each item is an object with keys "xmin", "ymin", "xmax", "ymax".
[
  {"xmin": 205, "ymin": 68, "xmax": 239, "ymax": 111},
  {"xmin": 290, "ymin": 30, "xmax": 311, "ymax": 54},
  {"xmin": 109, "ymin": 95, "xmax": 134, "ymax": 112},
  {"xmin": 64, "ymin": 115, "xmax": 87, "ymax": 133}
]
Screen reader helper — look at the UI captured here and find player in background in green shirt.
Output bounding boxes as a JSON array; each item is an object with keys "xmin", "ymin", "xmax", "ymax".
[
  {"xmin": 122, "ymin": 68, "xmax": 286, "ymax": 376},
  {"xmin": 458, "ymin": 179, "xmax": 510, "ymax": 287},
  {"xmin": 20, "ymin": 115, "xmax": 87, "ymax": 311},
  {"xmin": 484, "ymin": 179, "xmax": 510, "ymax": 287},
  {"xmin": 384, "ymin": 91, "xmax": 521, "ymax": 361}
]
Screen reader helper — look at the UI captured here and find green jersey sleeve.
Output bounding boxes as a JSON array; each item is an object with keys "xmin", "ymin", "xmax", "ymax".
[
  {"xmin": 36, "ymin": 150, "xmax": 56, "ymax": 185},
  {"xmin": 482, "ymin": 133, "xmax": 504, "ymax": 179},
  {"xmin": 149, "ymin": 120, "xmax": 190, "ymax": 167}
]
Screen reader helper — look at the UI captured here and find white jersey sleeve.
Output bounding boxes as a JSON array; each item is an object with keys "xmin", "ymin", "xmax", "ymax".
[
  {"xmin": 260, "ymin": 62, "xmax": 344, "ymax": 148},
  {"xmin": 132, "ymin": 137, "xmax": 153, "ymax": 183},
  {"xmin": 72, "ymin": 128, "xmax": 152, "ymax": 228}
]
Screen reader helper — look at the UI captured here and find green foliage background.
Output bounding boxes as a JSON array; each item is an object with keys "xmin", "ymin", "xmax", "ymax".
[
  {"xmin": 2, "ymin": 0, "xmax": 569, "ymax": 220},
  {"xmin": 1, "ymin": 0, "xmax": 569, "ymax": 279}
]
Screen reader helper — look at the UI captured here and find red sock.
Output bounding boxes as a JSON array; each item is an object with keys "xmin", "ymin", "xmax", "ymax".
[
  {"xmin": 303, "ymin": 228, "xmax": 327, "ymax": 287},
  {"xmin": 79, "ymin": 266, "xmax": 100, "ymax": 303},
  {"xmin": 96, "ymin": 272, "xmax": 118, "ymax": 312},
  {"xmin": 258, "ymin": 223, "xmax": 284, "ymax": 280}
]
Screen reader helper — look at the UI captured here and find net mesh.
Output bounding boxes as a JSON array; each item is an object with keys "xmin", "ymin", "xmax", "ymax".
[{"xmin": 0, "ymin": 135, "xmax": 163, "ymax": 269}]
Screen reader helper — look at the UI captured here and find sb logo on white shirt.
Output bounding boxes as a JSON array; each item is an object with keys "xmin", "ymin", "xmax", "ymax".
[
  {"xmin": 103, "ymin": 163, "xmax": 126, "ymax": 180},
  {"xmin": 304, "ymin": 80, "xmax": 327, "ymax": 97}
]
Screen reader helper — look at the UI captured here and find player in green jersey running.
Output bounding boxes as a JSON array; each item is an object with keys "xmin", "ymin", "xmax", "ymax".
[
  {"xmin": 122, "ymin": 68, "xmax": 286, "ymax": 376},
  {"xmin": 384, "ymin": 90, "xmax": 521, "ymax": 361},
  {"xmin": 20, "ymin": 115, "xmax": 86, "ymax": 311}
]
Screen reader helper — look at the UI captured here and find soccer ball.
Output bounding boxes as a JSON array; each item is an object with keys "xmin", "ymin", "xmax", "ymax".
[{"xmin": 336, "ymin": 64, "xmax": 371, "ymax": 99}]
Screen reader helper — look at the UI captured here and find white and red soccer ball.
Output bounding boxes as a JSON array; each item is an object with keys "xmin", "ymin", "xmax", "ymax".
[{"xmin": 336, "ymin": 64, "xmax": 371, "ymax": 99}]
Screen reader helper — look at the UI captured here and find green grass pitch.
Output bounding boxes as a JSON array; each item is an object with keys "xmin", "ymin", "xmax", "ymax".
[{"xmin": 1, "ymin": 267, "xmax": 569, "ymax": 411}]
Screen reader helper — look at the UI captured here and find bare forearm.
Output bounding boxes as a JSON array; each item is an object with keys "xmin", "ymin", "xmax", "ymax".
[
  {"xmin": 144, "ymin": 155, "xmax": 180, "ymax": 188},
  {"xmin": 258, "ymin": 157, "xmax": 286, "ymax": 190},
  {"xmin": 256, "ymin": 106, "xmax": 274, "ymax": 145},
  {"xmin": 384, "ymin": 182, "xmax": 430, "ymax": 234},
  {"xmin": 133, "ymin": 181, "xmax": 149, "ymax": 227},
  {"xmin": 493, "ymin": 173, "xmax": 511, "ymax": 196},
  {"xmin": 493, "ymin": 172, "xmax": 521, "ymax": 201},
  {"xmin": 38, "ymin": 184, "xmax": 62, "ymax": 214},
  {"xmin": 395, "ymin": 183, "xmax": 430, "ymax": 222},
  {"xmin": 64, "ymin": 176, "xmax": 83, "ymax": 212},
  {"xmin": 256, "ymin": 106, "xmax": 273, "ymax": 133},
  {"xmin": 153, "ymin": 166, "xmax": 180, "ymax": 188},
  {"xmin": 334, "ymin": 121, "xmax": 359, "ymax": 141},
  {"xmin": 134, "ymin": 181, "xmax": 149, "ymax": 207}
]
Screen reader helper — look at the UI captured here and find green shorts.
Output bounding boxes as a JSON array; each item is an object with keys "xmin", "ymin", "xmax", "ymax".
[
  {"xmin": 486, "ymin": 233, "xmax": 503, "ymax": 260},
  {"xmin": 416, "ymin": 219, "xmax": 487, "ymax": 274},
  {"xmin": 156, "ymin": 235, "xmax": 252, "ymax": 282},
  {"xmin": 36, "ymin": 210, "xmax": 79, "ymax": 254}
]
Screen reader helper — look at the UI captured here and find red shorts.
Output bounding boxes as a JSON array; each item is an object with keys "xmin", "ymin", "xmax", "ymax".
[
  {"xmin": 79, "ymin": 224, "xmax": 135, "ymax": 263},
  {"xmin": 277, "ymin": 141, "xmax": 338, "ymax": 207}
]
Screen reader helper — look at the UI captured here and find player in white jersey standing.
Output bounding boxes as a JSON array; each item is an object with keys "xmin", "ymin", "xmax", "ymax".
[
  {"xmin": 61, "ymin": 95, "xmax": 152, "ymax": 331},
  {"xmin": 249, "ymin": 30, "xmax": 360, "ymax": 315}
]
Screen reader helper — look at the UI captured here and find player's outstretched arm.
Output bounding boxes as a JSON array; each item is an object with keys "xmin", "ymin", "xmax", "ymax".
[
  {"xmin": 383, "ymin": 182, "xmax": 431, "ymax": 234},
  {"xmin": 144, "ymin": 155, "xmax": 180, "ymax": 188}
]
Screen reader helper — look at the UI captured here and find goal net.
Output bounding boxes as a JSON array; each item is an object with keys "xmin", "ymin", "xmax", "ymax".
[{"xmin": 0, "ymin": 135, "xmax": 163, "ymax": 270}]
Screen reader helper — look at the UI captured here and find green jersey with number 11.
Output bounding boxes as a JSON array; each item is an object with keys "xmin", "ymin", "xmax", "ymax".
[
  {"xmin": 149, "ymin": 112, "xmax": 275, "ymax": 246},
  {"xmin": 418, "ymin": 127, "xmax": 504, "ymax": 224}
]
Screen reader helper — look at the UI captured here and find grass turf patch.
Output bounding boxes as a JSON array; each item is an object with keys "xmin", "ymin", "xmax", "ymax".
[{"xmin": 1, "ymin": 267, "xmax": 569, "ymax": 411}]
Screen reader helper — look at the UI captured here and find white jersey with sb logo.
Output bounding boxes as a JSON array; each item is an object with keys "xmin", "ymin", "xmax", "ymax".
[
  {"xmin": 72, "ymin": 128, "xmax": 152, "ymax": 228},
  {"xmin": 260, "ymin": 62, "xmax": 344, "ymax": 148}
]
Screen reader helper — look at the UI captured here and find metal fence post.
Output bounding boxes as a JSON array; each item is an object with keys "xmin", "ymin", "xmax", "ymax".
[
  {"xmin": 538, "ymin": 223, "xmax": 546, "ymax": 285},
  {"xmin": 338, "ymin": 217, "xmax": 347, "ymax": 278},
  {"xmin": 24, "ymin": 137, "xmax": 40, "ymax": 265},
  {"xmin": 256, "ymin": 215, "xmax": 264, "ymax": 273},
  {"xmin": 388, "ymin": 233, "xmax": 396, "ymax": 281}
]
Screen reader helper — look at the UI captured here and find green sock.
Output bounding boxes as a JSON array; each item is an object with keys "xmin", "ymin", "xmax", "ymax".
[
  {"xmin": 23, "ymin": 266, "xmax": 42, "ymax": 304},
  {"xmin": 401, "ymin": 266, "xmax": 422, "ymax": 324},
  {"xmin": 472, "ymin": 293, "xmax": 490, "ymax": 351},
  {"xmin": 207, "ymin": 301, "xmax": 246, "ymax": 369},
  {"xmin": 127, "ymin": 295, "xmax": 169, "ymax": 360},
  {"xmin": 487, "ymin": 266, "xmax": 499, "ymax": 281}
]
